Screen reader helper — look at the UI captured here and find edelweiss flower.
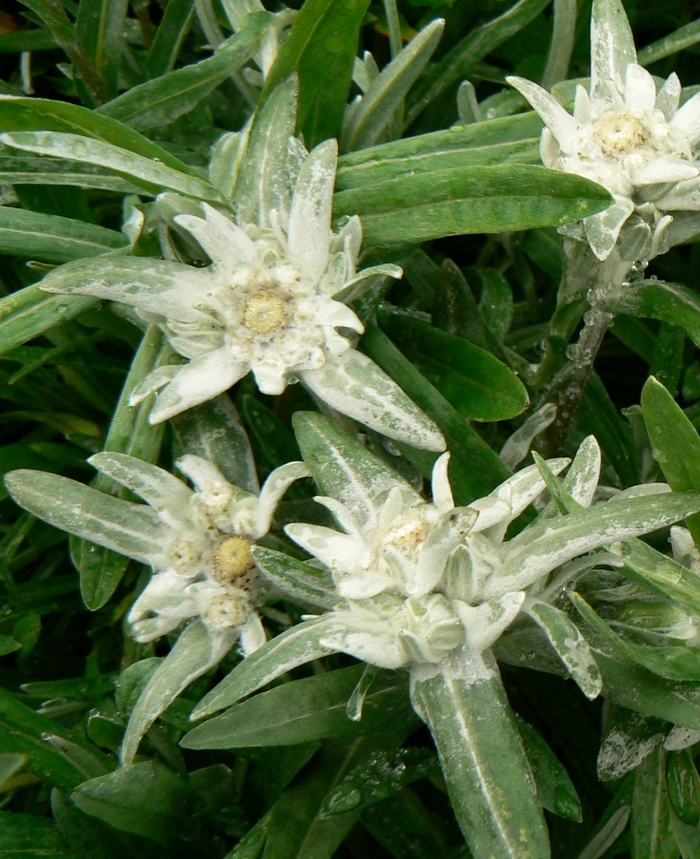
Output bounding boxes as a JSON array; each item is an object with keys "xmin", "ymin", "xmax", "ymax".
[
  {"xmin": 196, "ymin": 416, "xmax": 700, "ymax": 717},
  {"xmin": 38, "ymin": 139, "xmax": 445, "ymax": 452},
  {"xmin": 508, "ymin": 0, "xmax": 700, "ymax": 261},
  {"xmin": 5, "ymin": 452, "xmax": 308, "ymax": 651}
]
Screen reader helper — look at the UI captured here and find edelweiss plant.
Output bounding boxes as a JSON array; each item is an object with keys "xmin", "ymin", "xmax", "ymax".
[
  {"xmin": 26, "ymin": 80, "xmax": 445, "ymax": 453},
  {"xmin": 185, "ymin": 413, "xmax": 700, "ymax": 859},
  {"xmin": 508, "ymin": 0, "xmax": 700, "ymax": 265},
  {"xmin": 5, "ymin": 448, "xmax": 308, "ymax": 763}
]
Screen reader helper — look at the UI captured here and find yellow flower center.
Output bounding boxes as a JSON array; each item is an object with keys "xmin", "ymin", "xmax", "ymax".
[
  {"xmin": 594, "ymin": 113, "xmax": 649, "ymax": 157},
  {"xmin": 383, "ymin": 513, "xmax": 430, "ymax": 555},
  {"xmin": 211, "ymin": 535, "xmax": 255, "ymax": 585},
  {"xmin": 242, "ymin": 292, "xmax": 287, "ymax": 334}
]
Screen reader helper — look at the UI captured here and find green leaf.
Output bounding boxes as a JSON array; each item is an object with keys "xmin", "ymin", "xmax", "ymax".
[
  {"xmin": 599, "ymin": 279, "xmax": 700, "ymax": 350},
  {"xmin": 16, "ymin": 0, "xmax": 111, "ymax": 105},
  {"xmin": 143, "ymin": 0, "xmax": 195, "ymax": 79},
  {"xmin": 0, "ymin": 29, "xmax": 57, "ymax": 53},
  {"xmin": 362, "ymin": 324, "xmax": 510, "ymax": 503},
  {"xmin": 0, "ymin": 207, "xmax": 127, "ymax": 262},
  {"xmin": 609, "ymin": 538, "xmax": 700, "ymax": 621},
  {"xmin": 72, "ymin": 760, "xmax": 199, "ymax": 841},
  {"xmin": 252, "ymin": 546, "xmax": 341, "ymax": 610},
  {"xmin": 0, "ymin": 96, "xmax": 203, "ymax": 178},
  {"xmin": 182, "ymin": 664, "xmax": 415, "ymax": 749},
  {"xmin": 2, "ymin": 131, "xmax": 222, "ymax": 202},
  {"xmin": 642, "ymin": 375, "xmax": 700, "ymax": 549},
  {"xmin": 515, "ymin": 716, "xmax": 582, "ymax": 822},
  {"xmin": 98, "ymin": 13, "xmax": 272, "ymax": 130},
  {"xmin": 52, "ymin": 788, "xmax": 165, "ymax": 859},
  {"xmin": 527, "ymin": 601, "xmax": 602, "ymax": 700},
  {"xmin": 592, "ymin": 640, "xmax": 700, "ymax": 730},
  {"xmin": 597, "ymin": 709, "xmax": 665, "ymax": 781},
  {"xmin": 240, "ymin": 393, "xmax": 300, "ymax": 476},
  {"xmin": 361, "ymin": 789, "xmax": 450, "ymax": 858},
  {"xmin": 410, "ymin": 648, "xmax": 549, "ymax": 859},
  {"xmin": 5, "ymin": 470, "xmax": 169, "ymax": 565},
  {"xmin": 0, "ymin": 686, "xmax": 110, "ymax": 789},
  {"xmin": 336, "ymin": 112, "xmax": 542, "ymax": 191},
  {"xmin": 632, "ymin": 745, "xmax": 677, "ymax": 859},
  {"xmin": 639, "ymin": 18, "xmax": 700, "ymax": 65},
  {"xmin": 172, "ymin": 395, "xmax": 258, "ymax": 493},
  {"xmin": 491, "ymin": 492, "xmax": 700, "ymax": 595},
  {"xmin": 334, "ymin": 164, "xmax": 612, "ymax": 246},
  {"xmin": 260, "ymin": 0, "xmax": 371, "ymax": 146},
  {"xmin": 405, "ymin": 0, "xmax": 551, "ymax": 126},
  {"xmin": 191, "ymin": 616, "xmax": 338, "ymax": 718},
  {"xmin": 0, "ymin": 810, "xmax": 73, "ymax": 858},
  {"xmin": 0, "ymin": 153, "xmax": 142, "ymax": 192},
  {"xmin": 76, "ymin": 0, "xmax": 128, "ymax": 97},
  {"xmin": 667, "ymin": 750, "xmax": 700, "ymax": 826},
  {"xmin": 341, "ymin": 19, "xmax": 445, "ymax": 152},
  {"xmin": 571, "ymin": 593, "xmax": 700, "ymax": 681},
  {"xmin": 123, "ymin": 620, "xmax": 233, "ymax": 765},
  {"xmin": 301, "ymin": 349, "xmax": 445, "ymax": 452},
  {"xmin": 377, "ymin": 310, "xmax": 528, "ymax": 421},
  {"xmin": 0, "ymin": 287, "xmax": 97, "ymax": 359},
  {"xmin": 72, "ymin": 326, "xmax": 174, "ymax": 610},
  {"xmin": 235, "ymin": 76, "xmax": 297, "ymax": 228}
]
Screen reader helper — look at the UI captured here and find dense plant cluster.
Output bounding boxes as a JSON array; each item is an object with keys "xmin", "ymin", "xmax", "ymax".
[{"xmin": 5, "ymin": 0, "xmax": 700, "ymax": 856}]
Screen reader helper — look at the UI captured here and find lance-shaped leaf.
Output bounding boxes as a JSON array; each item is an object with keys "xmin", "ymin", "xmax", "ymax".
[
  {"xmin": 37, "ymin": 255, "xmax": 204, "ymax": 320},
  {"xmin": 378, "ymin": 310, "xmax": 528, "ymax": 422},
  {"xmin": 608, "ymin": 538, "xmax": 700, "ymax": 619},
  {"xmin": 235, "ymin": 76, "xmax": 297, "ymax": 228},
  {"xmin": 252, "ymin": 546, "xmax": 341, "ymax": 610},
  {"xmin": 1, "ymin": 131, "xmax": 222, "ymax": 202},
  {"xmin": 293, "ymin": 411, "xmax": 420, "ymax": 526},
  {"xmin": 301, "ymin": 350, "xmax": 446, "ymax": 453},
  {"xmin": 73, "ymin": 325, "xmax": 175, "ymax": 611},
  {"xmin": 0, "ymin": 207, "xmax": 128, "ymax": 263},
  {"xmin": 632, "ymin": 745, "xmax": 677, "ymax": 859},
  {"xmin": 590, "ymin": 0, "xmax": 637, "ymax": 100},
  {"xmin": 0, "ymin": 96, "xmax": 201, "ymax": 177},
  {"xmin": 488, "ymin": 491, "xmax": 700, "ymax": 597},
  {"xmin": 122, "ymin": 621, "xmax": 235, "ymax": 765},
  {"xmin": 342, "ymin": 19, "xmax": 445, "ymax": 152},
  {"xmin": 172, "ymin": 396, "xmax": 258, "ymax": 494},
  {"xmin": 598, "ymin": 278, "xmax": 700, "ymax": 350},
  {"xmin": 89, "ymin": 452, "xmax": 192, "ymax": 520},
  {"xmin": 642, "ymin": 375, "xmax": 700, "ymax": 548},
  {"xmin": 182, "ymin": 664, "xmax": 415, "ymax": 749},
  {"xmin": 0, "ymin": 810, "xmax": 73, "ymax": 857},
  {"xmin": 527, "ymin": 601, "xmax": 602, "ymax": 700},
  {"xmin": 0, "ymin": 285, "xmax": 97, "ymax": 357},
  {"xmin": 191, "ymin": 616, "xmax": 338, "ymax": 718},
  {"xmin": 410, "ymin": 648, "xmax": 549, "ymax": 859},
  {"xmin": 4, "ymin": 470, "xmax": 169, "ymax": 566},
  {"xmin": 515, "ymin": 716, "xmax": 582, "ymax": 821},
  {"xmin": 333, "ymin": 164, "xmax": 612, "ymax": 246},
  {"xmin": 0, "ymin": 153, "xmax": 143, "ymax": 192},
  {"xmin": 572, "ymin": 592, "xmax": 700, "ymax": 682},
  {"xmin": 259, "ymin": 0, "xmax": 371, "ymax": 147},
  {"xmin": 336, "ymin": 112, "xmax": 542, "ymax": 191},
  {"xmin": 98, "ymin": 12, "xmax": 272, "ymax": 130}
]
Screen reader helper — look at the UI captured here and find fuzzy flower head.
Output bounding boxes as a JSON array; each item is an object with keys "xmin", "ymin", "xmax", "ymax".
[
  {"xmin": 251, "ymin": 416, "xmax": 700, "ymax": 707},
  {"xmin": 39, "ymin": 135, "xmax": 444, "ymax": 453},
  {"xmin": 120, "ymin": 454, "xmax": 308, "ymax": 650},
  {"xmin": 508, "ymin": 0, "xmax": 700, "ymax": 261},
  {"xmin": 5, "ymin": 452, "xmax": 308, "ymax": 653}
]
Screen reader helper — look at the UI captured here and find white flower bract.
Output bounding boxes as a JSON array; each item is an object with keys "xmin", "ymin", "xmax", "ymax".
[{"xmin": 508, "ymin": 0, "xmax": 700, "ymax": 261}]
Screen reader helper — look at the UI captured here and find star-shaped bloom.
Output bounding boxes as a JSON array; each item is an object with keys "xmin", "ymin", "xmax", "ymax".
[
  {"xmin": 5, "ymin": 452, "xmax": 308, "ymax": 651},
  {"xmin": 197, "ymin": 417, "xmax": 700, "ymax": 718},
  {"xmin": 38, "ymin": 139, "xmax": 445, "ymax": 453},
  {"xmin": 508, "ymin": 0, "xmax": 700, "ymax": 261}
]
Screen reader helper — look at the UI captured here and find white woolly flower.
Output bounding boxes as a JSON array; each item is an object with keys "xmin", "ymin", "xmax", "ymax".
[
  {"xmin": 286, "ymin": 450, "xmax": 579, "ymax": 670},
  {"xmin": 508, "ymin": 0, "xmax": 700, "ymax": 261},
  {"xmin": 38, "ymin": 139, "xmax": 445, "ymax": 453},
  {"xmin": 119, "ymin": 454, "xmax": 309, "ymax": 650}
]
